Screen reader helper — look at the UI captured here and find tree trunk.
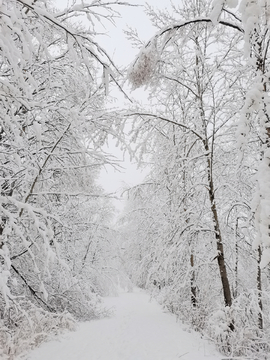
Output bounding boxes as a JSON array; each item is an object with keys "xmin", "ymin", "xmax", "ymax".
[
  {"xmin": 190, "ymin": 253, "xmax": 197, "ymax": 307},
  {"xmin": 257, "ymin": 246, "xmax": 263, "ymax": 330},
  {"xmin": 208, "ymin": 180, "xmax": 232, "ymax": 308},
  {"xmin": 234, "ymin": 218, "xmax": 239, "ymax": 298},
  {"xmin": 194, "ymin": 39, "xmax": 233, "ymax": 329},
  {"xmin": 205, "ymin": 141, "xmax": 234, "ymax": 331}
]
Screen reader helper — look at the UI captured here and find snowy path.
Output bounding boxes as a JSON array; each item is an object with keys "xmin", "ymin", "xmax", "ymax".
[{"xmin": 22, "ymin": 289, "xmax": 223, "ymax": 360}]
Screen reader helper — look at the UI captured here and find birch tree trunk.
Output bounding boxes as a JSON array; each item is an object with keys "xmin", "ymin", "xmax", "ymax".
[{"xmin": 195, "ymin": 46, "xmax": 233, "ymax": 323}]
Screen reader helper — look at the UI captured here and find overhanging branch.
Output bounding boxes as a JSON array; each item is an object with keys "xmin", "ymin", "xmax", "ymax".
[
  {"xmin": 11, "ymin": 264, "xmax": 54, "ymax": 312},
  {"xmin": 126, "ymin": 112, "xmax": 204, "ymax": 141},
  {"xmin": 156, "ymin": 17, "xmax": 244, "ymax": 40}
]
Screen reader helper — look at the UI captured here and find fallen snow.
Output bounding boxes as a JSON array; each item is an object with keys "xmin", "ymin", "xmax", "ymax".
[{"xmin": 20, "ymin": 288, "xmax": 223, "ymax": 360}]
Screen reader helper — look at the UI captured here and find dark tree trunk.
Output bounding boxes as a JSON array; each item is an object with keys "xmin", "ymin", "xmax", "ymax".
[
  {"xmin": 257, "ymin": 246, "xmax": 263, "ymax": 330},
  {"xmin": 204, "ymin": 141, "xmax": 234, "ymax": 331},
  {"xmin": 190, "ymin": 253, "xmax": 197, "ymax": 307},
  {"xmin": 234, "ymin": 219, "xmax": 239, "ymax": 298},
  {"xmin": 194, "ymin": 40, "xmax": 234, "ymax": 330}
]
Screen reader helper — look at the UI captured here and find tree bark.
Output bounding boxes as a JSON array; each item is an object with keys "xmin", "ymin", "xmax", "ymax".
[
  {"xmin": 234, "ymin": 218, "xmax": 239, "ymax": 298},
  {"xmin": 208, "ymin": 174, "xmax": 232, "ymax": 308},
  {"xmin": 257, "ymin": 246, "xmax": 263, "ymax": 330},
  {"xmin": 204, "ymin": 140, "xmax": 234, "ymax": 331},
  {"xmin": 190, "ymin": 253, "xmax": 197, "ymax": 307},
  {"xmin": 194, "ymin": 41, "xmax": 233, "ymax": 328}
]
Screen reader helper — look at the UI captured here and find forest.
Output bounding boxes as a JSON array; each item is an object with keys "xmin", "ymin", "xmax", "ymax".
[{"xmin": 1, "ymin": 0, "xmax": 270, "ymax": 359}]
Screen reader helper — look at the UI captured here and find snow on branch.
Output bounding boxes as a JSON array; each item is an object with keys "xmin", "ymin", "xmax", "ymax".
[
  {"xmin": 210, "ymin": 0, "xmax": 238, "ymax": 24},
  {"xmin": 128, "ymin": 17, "xmax": 243, "ymax": 89},
  {"xmin": 15, "ymin": 0, "xmax": 130, "ymax": 95},
  {"xmin": 126, "ymin": 112, "xmax": 204, "ymax": 141},
  {"xmin": 16, "ymin": 0, "xmax": 113, "ymax": 67}
]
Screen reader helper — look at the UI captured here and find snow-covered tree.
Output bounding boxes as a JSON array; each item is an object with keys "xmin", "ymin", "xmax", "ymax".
[
  {"xmin": 0, "ymin": 0, "xmax": 127, "ymax": 356},
  {"xmin": 121, "ymin": 0, "xmax": 270, "ymax": 356}
]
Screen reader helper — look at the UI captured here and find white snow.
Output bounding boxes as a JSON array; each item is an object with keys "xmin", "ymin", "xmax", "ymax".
[{"xmin": 20, "ymin": 288, "xmax": 223, "ymax": 360}]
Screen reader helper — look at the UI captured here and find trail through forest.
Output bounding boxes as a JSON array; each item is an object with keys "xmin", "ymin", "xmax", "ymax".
[{"xmin": 20, "ymin": 289, "xmax": 223, "ymax": 360}]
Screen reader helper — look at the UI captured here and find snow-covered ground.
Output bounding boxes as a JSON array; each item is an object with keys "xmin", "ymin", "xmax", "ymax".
[{"xmin": 20, "ymin": 289, "xmax": 224, "ymax": 360}]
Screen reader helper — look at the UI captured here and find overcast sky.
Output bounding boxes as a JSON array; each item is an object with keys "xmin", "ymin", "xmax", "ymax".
[
  {"xmin": 96, "ymin": 0, "xmax": 173, "ymax": 65},
  {"xmin": 55, "ymin": 0, "xmax": 173, "ymax": 202},
  {"xmin": 95, "ymin": 1, "xmax": 161, "ymax": 196}
]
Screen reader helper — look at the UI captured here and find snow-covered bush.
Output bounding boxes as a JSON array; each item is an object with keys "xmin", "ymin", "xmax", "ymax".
[
  {"xmin": 206, "ymin": 307, "xmax": 235, "ymax": 355},
  {"xmin": 0, "ymin": 299, "xmax": 76, "ymax": 360},
  {"xmin": 46, "ymin": 271, "xmax": 113, "ymax": 321},
  {"xmin": 206, "ymin": 291, "xmax": 270, "ymax": 358},
  {"xmin": 151, "ymin": 283, "xmax": 213, "ymax": 332}
]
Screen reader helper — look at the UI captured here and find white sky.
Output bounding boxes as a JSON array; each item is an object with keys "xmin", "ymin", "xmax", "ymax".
[
  {"xmin": 55, "ymin": 0, "xmax": 173, "ymax": 201},
  {"xmin": 95, "ymin": 0, "xmax": 173, "ymax": 197},
  {"xmin": 95, "ymin": 0, "xmax": 173, "ymax": 65}
]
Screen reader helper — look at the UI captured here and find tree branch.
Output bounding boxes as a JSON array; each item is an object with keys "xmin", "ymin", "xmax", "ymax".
[
  {"xmin": 11, "ymin": 264, "xmax": 54, "ymax": 312},
  {"xmin": 126, "ymin": 112, "xmax": 205, "ymax": 141},
  {"xmin": 156, "ymin": 18, "xmax": 244, "ymax": 40}
]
